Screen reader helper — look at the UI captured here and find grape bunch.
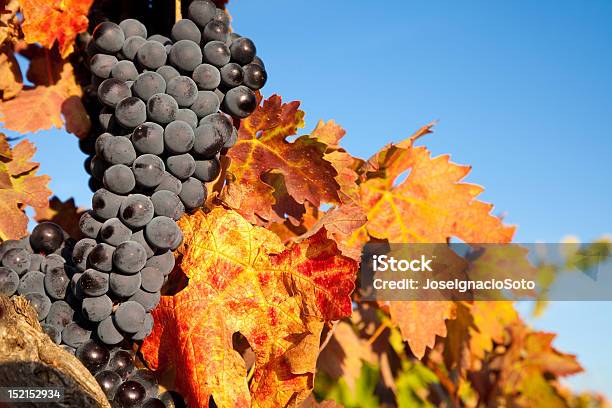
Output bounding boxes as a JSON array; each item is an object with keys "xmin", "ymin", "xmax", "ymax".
[
  {"xmin": 75, "ymin": 341, "xmax": 186, "ymax": 408},
  {"xmin": 72, "ymin": 0, "xmax": 267, "ymax": 347}
]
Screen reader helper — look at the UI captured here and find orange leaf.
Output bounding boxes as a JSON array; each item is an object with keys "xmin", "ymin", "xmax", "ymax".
[
  {"xmin": 222, "ymin": 95, "xmax": 340, "ymax": 224},
  {"xmin": 0, "ymin": 47, "xmax": 22, "ymax": 100},
  {"xmin": 141, "ymin": 208, "xmax": 357, "ymax": 408},
  {"xmin": 0, "ymin": 50, "xmax": 90, "ymax": 136},
  {"xmin": 388, "ymin": 301, "xmax": 456, "ymax": 359},
  {"xmin": 20, "ymin": 0, "xmax": 94, "ymax": 58},
  {"xmin": 0, "ymin": 134, "xmax": 51, "ymax": 240},
  {"xmin": 34, "ymin": 196, "xmax": 85, "ymax": 239}
]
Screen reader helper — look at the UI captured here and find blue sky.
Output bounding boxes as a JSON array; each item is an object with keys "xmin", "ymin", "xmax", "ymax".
[{"xmin": 3, "ymin": 0, "xmax": 611, "ymax": 397}]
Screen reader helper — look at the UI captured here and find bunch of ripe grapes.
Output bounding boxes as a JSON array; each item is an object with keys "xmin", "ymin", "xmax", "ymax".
[{"xmin": 0, "ymin": 1, "xmax": 266, "ymax": 406}]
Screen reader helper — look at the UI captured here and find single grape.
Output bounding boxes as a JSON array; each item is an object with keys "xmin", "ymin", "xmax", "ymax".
[
  {"xmin": 119, "ymin": 19, "xmax": 147, "ymax": 39},
  {"xmin": 98, "ymin": 78, "xmax": 132, "ymax": 108},
  {"xmin": 131, "ymin": 313, "xmax": 154, "ymax": 341},
  {"xmin": 82, "ymin": 294, "xmax": 113, "ymax": 322},
  {"xmin": 147, "ymin": 93, "xmax": 178, "ymax": 124},
  {"xmin": 109, "ymin": 272, "xmax": 141, "ymax": 298},
  {"xmin": 2, "ymin": 248, "xmax": 31, "ymax": 274},
  {"xmin": 29, "ymin": 254, "xmax": 44, "ymax": 271},
  {"xmin": 132, "ymin": 122, "xmax": 164, "ymax": 155},
  {"xmin": 189, "ymin": 91, "xmax": 220, "ymax": 119},
  {"xmin": 199, "ymin": 112, "xmax": 232, "ymax": 142},
  {"xmin": 45, "ymin": 300, "xmax": 74, "ymax": 329},
  {"xmin": 24, "ymin": 292, "xmax": 51, "ymax": 320},
  {"xmin": 113, "ymin": 241, "xmax": 147, "ymax": 274},
  {"xmin": 41, "ymin": 323, "xmax": 62, "ymax": 344},
  {"xmin": 145, "ymin": 216, "xmax": 182, "ymax": 250},
  {"xmin": 194, "ymin": 157, "xmax": 221, "ymax": 182},
  {"xmin": 79, "ymin": 268, "xmax": 110, "ymax": 296},
  {"xmin": 192, "ymin": 63, "xmax": 221, "ymax": 90},
  {"xmin": 242, "ymin": 63, "xmax": 267, "ymax": 90},
  {"xmin": 202, "ymin": 20, "xmax": 229, "ymax": 43},
  {"xmin": 122, "ymin": 36, "xmax": 147, "ymax": 60},
  {"xmin": 230, "ymin": 37, "xmax": 256, "ymax": 65},
  {"xmin": 112, "ymin": 60, "xmax": 139, "ymax": 82},
  {"xmin": 166, "ymin": 76, "xmax": 198, "ymax": 107},
  {"xmin": 94, "ymin": 133, "xmax": 113, "ymax": 156},
  {"xmin": 147, "ymin": 34, "xmax": 172, "ymax": 46},
  {"xmin": 119, "ymin": 194, "xmax": 154, "ymax": 229},
  {"xmin": 30, "ymin": 222, "xmax": 64, "ymax": 254},
  {"xmin": 131, "ymin": 230, "xmax": 155, "ymax": 259},
  {"xmin": 92, "ymin": 189, "xmax": 125, "ymax": 221},
  {"xmin": 41, "ymin": 254, "xmax": 65, "ymax": 274},
  {"xmin": 155, "ymin": 65, "xmax": 181, "ymax": 83},
  {"xmin": 129, "ymin": 289, "xmax": 161, "ymax": 312},
  {"xmin": 88, "ymin": 243, "xmax": 115, "ymax": 272},
  {"xmin": 193, "ymin": 124, "xmax": 224, "ymax": 157},
  {"xmin": 252, "ymin": 55, "xmax": 265, "ymax": 69},
  {"xmin": 164, "ymin": 121, "xmax": 195, "ymax": 154},
  {"xmin": 0, "ymin": 267, "xmax": 19, "ymax": 296},
  {"xmin": 0, "ymin": 239, "xmax": 24, "ymax": 259},
  {"xmin": 171, "ymin": 19, "xmax": 201, "ymax": 43},
  {"xmin": 79, "ymin": 211, "xmax": 103, "ymax": 239},
  {"xmin": 76, "ymin": 339, "xmax": 111, "ymax": 374},
  {"xmin": 18, "ymin": 271, "xmax": 45, "ymax": 295},
  {"xmin": 145, "ymin": 250, "xmax": 175, "ymax": 276},
  {"xmin": 136, "ymin": 41, "xmax": 168, "ymax": 70},
  {"xmin": 62, "ymin": 322, "xmax": 93, "ymax": 348},
  {"xmin": 90, "ymin": 54, "xmax": 118, "ymax": 78},
  {"xmin": 166, "ymin": 154, "xmax": 196, "ymax": 180},
  {"xmin": 140, "ymin": 267, "xmax": 164, "ymax": 293},
  {"xmin": 95, "ymin": 370, "xmax": 123, "ymax": 400},
  {"xmin": 116, "ymin": 97, "xmax": 147, "ymax": 128},
  {"xmin": 103, "ymin": 164, "xmax": 136, "ymax": 194},
  {"xmin": 202, "ymin": 41, "xmax": 230, "ymax": 67},
  {"xmin": 108, "ymin": 349, "xmax": 135, "ymax": 380},
  {"xmin": 175, "ymin": 109, "xmax": 198, "ymax": 129},
  {"xmin": 133, "ymin": 72, "xmax": 166, "ymax": 102},
  {"xmin": 93, "ymin": 22, "xmax": 125, "ymax": 53},
  {"xmin": 103, "ymin": 136, "xmax": 136, "ymax": 165},
  {"xmin": 97, "ymin": 315, "xmax": 124, "ymax": 345},
  {"xmin": 100, "ymin": 218, "xmax": 133, "ymax": 246},
  {"xmin": 179, "ymin": 177, "xmax": 207, "ymax": 210},
  {"xmin": 151, "ymin": 190, "xmax": 184, "ymax": 220},
  {"xmin": 219, "ymin": 63, "xmax": 244, "ymax": 88},
  {"xmin": 90, "ymin": 155, "xmax": 109, "ymax": 181},
  {"xmin": 114, "ymin": 300, "xmax": 146, "ymax": 333},
  {"xmin": 72, "ymin": 238, "xmax": 97, "ymax": 272},
  {"xmin": 213, "ymin": 8, "xmax": 230, "ymax": 25},
  {"xmin": 129, "ymin": 369, "xmax": 159, "ymax": 399},
  {"xmin": 115, "ymin": 380, "xmax": 146, "ymax": 408},
  {"xmin": 168, "ymin": 40, "xmax": 202, "ymax": 72},
  {"xmin": 133, "ymin": 154, "xmax": 165, "ymax": 189},
  {"xmin": 224, "ymin": 85, "xmax": 257, "ymax": 118},
  {"xmin": 188, "ymin": 0, "xmax": 216, "ymax": 27},
  {"xmin": 154, "ymin": 171, "xmax": 182, "ymax": 194},
  {"xmin": 44, "ymin": 265, "xmax": 70, "ymax": 300}
]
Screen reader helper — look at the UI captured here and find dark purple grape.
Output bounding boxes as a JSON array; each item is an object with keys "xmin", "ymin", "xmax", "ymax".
[
  {"xmin": 223, "ymin": 85, "xmax": 257, "ymax": 118},
  {"xmin": 93, "ymin": 22, "xmax": 125, "ymax": 53},
  {"xmin": 90, "ymin": 54, "xmax": 118, "ymax": 78},
  {"xmin": 171, "ymin": 19, "xmax": 201, "ymax": 43},
  {"xmin": 137, "ymin": 41, "xmax": 168, "ymax": 70},
  {"xmin": 188, "ymin": 1, "xmax": 216, "ymax": 28},
  {"xmin": 243, "ymin": 63, "xmax": 267, "ymax": 90},
  {"xmin": 108, "ymin": 349, "xmax": 135, "ymax": 379},
  {"xmin": 98, "ymin": 78, "xmax": 131, "ymax": 108},
  {"xmin": 95, "ymin": 370, "xmax": 123, "ymax": 400},
  {"xmin": 202, "ymin": 41, "xmax": 230, "ymax": 67},
  {"xmin": 30, "ymin": 222, "xmax": 64, "ymax": 254},
  {"xmin": 230, "ymin": 37, "xmax": 256, "ymax": 65},
  {"xmin": 119, "ymin": 19, "xmax": 147, "ymax": 39},
  {"xmin": 168, "ymin": 40, "xmax": 202, "ymax": 72},
  {"xmin": 202, "ymin": 20, "xmax": 229, "ymax": 43},
  {"xmin": 76, "ymin": 339, "xmax": 110, "ymax": 374},
  {"xmin": 219, "ymin": 63, "xmax": 243, "ymax": 88},
  {"xmin": 115, "ymin": 380, "xmax": 146, "ymax": 408}
]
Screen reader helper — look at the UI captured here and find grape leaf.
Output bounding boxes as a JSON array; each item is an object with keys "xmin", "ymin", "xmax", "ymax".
[
  {"xmin": 0, "ymin": 0, "xmax": 19, "ymax": 46},
  {"xmin": 34, "ymin": 196, "xmax": 84, "ymax": 239},
  {"xmin": 0, "ymin": 47, "xmax": 22, "ymax": 100},
  {"xmin": 0, "ymin": 134, "xmax": 51, "ymax": 240},
  {"xmin": 19, "ymin": 0, "xmax": 94, "ymax": 57},
  {"xmin": 142, "ymin": 208, "xmax": 357, "ymax": 408},
  {"xmin": 0, "ymin": 50, "xmax": 90, "ymax": 136},
  {"xmin": 222, "ymin": 95, "xmax": 341, "ymax": 224}
]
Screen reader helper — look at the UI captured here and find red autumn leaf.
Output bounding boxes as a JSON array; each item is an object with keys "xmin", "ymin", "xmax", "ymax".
[
  {"xmin": 221, "ymin": 95, "xmax": 341, "ymax": 224},
  {"xmin": 141, "ymin": 208, "xmax": 357, "ymax": 408},
  {"xmin": 19, "ymin": 0, "xmax": 94, "ymax": 58}
]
